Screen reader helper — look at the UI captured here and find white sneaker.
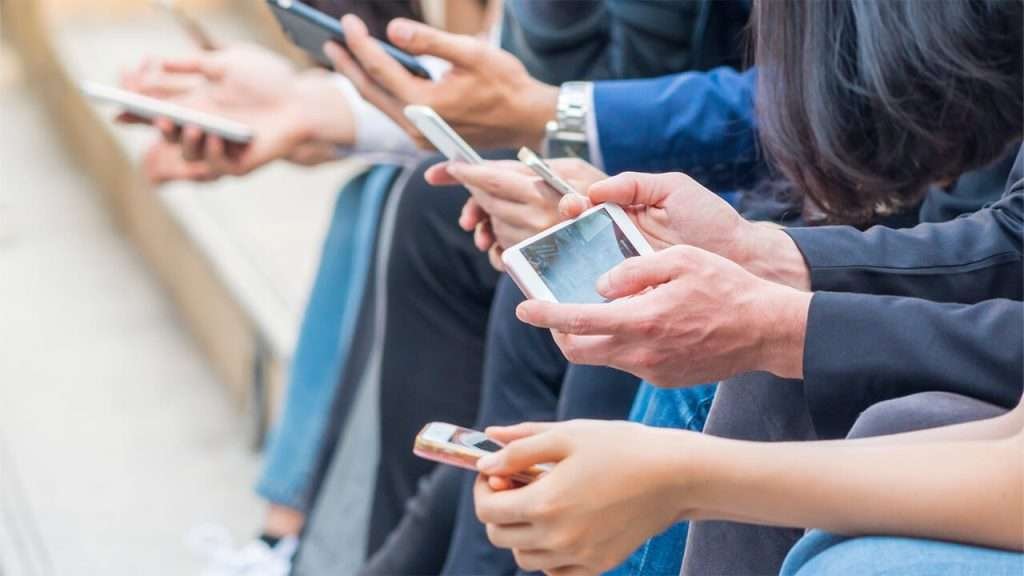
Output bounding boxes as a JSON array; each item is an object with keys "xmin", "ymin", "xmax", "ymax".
[{"xmin": 186, "ymin": 524, "xmax": 298, "ymax": 576}]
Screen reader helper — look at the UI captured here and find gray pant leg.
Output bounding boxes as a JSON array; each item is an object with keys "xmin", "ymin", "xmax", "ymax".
[
  {"xmin": 682, "ymin": 372, "xmax": 815, "ymax": 576},
  {"xmin": 847, "ymin": 391, "xmax": 1006, "ymax": 439}
]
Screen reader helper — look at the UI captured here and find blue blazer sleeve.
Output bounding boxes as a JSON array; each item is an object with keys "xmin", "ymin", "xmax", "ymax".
[{"xmin": 593, "ymin": 67, "xmax": 760, "ymax": 189}]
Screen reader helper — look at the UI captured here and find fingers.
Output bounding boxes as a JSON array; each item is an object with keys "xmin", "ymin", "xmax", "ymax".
[
  {"xmin": 595, "ymin": 249, "xmax": 690, "ymax": 299},
  {"xmin": 180, "ymin": 124, "xmax": 206, "ymax": 161},
  {"xmin": 558, "ymin": 193, "xmax": 592, "ymax": 219},
  {"xmin": 459, "ymin": 197, "xmax": 487, "ymax": 231},
  {"xmin": 424, "ymin": 161, "xmax": 458, "ymax": 186},
  {"xmin": 161, "ymin": 55, "xmax": 226, "ymax": 82},
  {"xmin": 485, "ymin": 422, "xmax": 557, "ymax": 444},
  {"xmin": 154, "ymin": 117, "xmax": 180, "ymax": 143},
  {"xmin": 515, "ymin": 300, "xmax": 632, "ymax": 335},
  {"xmin": 387, "ymin": 18, "xmax": 486, "ymax": 70},
  {"xmin": 447, "ymin": 163, "xmax": 544, "ymax": 204},
  {"xmin": 340, "ymin": 15, "xmax": 424, "ymax": 102},
  {"xmin": 474, "ymin": 474, "xmax": 544, "ymax": 525},
  {"xmin": 587, "ymin": 172, "xmax": 672, "ymax": 208},
  {"xmin": 474, "ymin": 220, "xmax": 496, "ymax": 251},
  {"xmin": 476, "ymin": 429, "xmax": 569, "ymax": 476},
  {"xmin": 324, "ymin": 41, "xmax": 416, "ymax": 136},
  {"xmin": 488, "ymin": 245, "xmax": 505, "ymax": 271}
]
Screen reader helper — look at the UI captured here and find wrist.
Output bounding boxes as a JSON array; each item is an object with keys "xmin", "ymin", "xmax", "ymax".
[
  {"xmin": 523, "ymin": 81, "xmax": 559, "ymax": 149},
  {"xmin": 754, "ymin": 285, "xmax": 811, "ymax": 379},
  {"xmin": 293, "ymin": 71, "xmax": 355, "ymax": 146},
  {"xmin": 734, "ymin": 223, "xmax": 811, "ymax": 291},
  {"xmin": 660, "ymin": 430, "xmax": 729, "ymax": 522}
]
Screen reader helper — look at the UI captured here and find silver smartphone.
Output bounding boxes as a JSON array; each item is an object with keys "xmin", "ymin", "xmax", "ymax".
[
  {"xmin": 81, "ymin": 81, "xmax": 254, "ymax": 144},
  {"xmin": 403, "ymin": 105, "xmax": 483, "ymax": 164},
  {"xmin": 517, "ymin": 147, "xmax": 576, "ymax": 196}
]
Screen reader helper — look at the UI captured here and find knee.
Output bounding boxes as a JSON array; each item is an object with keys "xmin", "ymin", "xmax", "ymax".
[{"xmin": 848, "ymin": 392, "xmax": 1004, "ymax": 440}]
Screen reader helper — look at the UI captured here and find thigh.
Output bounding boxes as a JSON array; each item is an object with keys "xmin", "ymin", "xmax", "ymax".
[
  {"xmin": 782, "ymin": 530, "xmax": 1024, "ymax": 576},
  {"xmin": 443, "ymin": 276, "xmax": 568, "ymax": 576},
  {"xmin": 371, "ymin": 155, "xmax": 502, "ymax": 551},
  {"xmin": 682, "ymin": 372, "xmax": 814, "ymax": 576},
  {"xmin": 848, "ymin": 391, "xmax": 1007, "ymax": 439}
]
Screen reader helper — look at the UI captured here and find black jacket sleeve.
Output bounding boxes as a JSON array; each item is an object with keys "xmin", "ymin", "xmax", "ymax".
[
  {"xmin": 783, "ymin": 181, "xmax": 1023, "ymax": 304},
  {"xmin": 802, "ymin": 294, "xmax": 1023, "ymax": 438},
  {"xmin": 789, "ymin": 146, "xmax": 1024, "ymax": 437}
]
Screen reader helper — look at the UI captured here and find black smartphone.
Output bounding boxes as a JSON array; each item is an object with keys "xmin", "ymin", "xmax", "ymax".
[{"xmin": 266, "ymin": 0, "xmax": 431, "ymax": 79}]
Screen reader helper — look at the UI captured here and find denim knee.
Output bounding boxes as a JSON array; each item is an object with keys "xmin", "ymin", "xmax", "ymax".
[{"xmin": 781, "ymin": 530, "xmax": 1024, "ymax": 576}]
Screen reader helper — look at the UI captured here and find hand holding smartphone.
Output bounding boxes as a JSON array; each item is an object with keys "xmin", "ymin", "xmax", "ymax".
[
  {"xmin": 517, "ymin": 147, "xmax": 577, "ymax": 197},
  {"xmin": 267, "ymin": 0, "xmax": 431, "ymax": 79},
  {"xmin": 502, "ymin": 203, "xmax": 654, "ymax": 303},
  {"xmin": 403, "ymin": 105, "xmax": 483, "ymax": 164},
  {"xmin": 81, "ymin": 81, "xmax": 255, "ymax": 144},
  {"xmin": 414, "ymin": 422, "xmax": 550, "ymax": 484}
]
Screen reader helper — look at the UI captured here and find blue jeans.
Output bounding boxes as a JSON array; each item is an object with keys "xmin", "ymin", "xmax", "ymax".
[
  {"xmin": 782, "ymin": 530, "xmax": 1024, "ymax": 576},
  {"xmin": 256, "ymin": 166, "xmax": 399, "ymax": 511},
  {"xmin": 604, "ymin": 382, "xmax": 717, "ymax": 576}
]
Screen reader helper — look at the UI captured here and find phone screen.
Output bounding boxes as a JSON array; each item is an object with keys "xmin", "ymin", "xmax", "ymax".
[
  {"xmin": 520, "ymin": 207, "xmax": 639, "ymax": 303},
  {"xmin": 453, "ymin": 429, "xmax": 502, "ymax": 453}
]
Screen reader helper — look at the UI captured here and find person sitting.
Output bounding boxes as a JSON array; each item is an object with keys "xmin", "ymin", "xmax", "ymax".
[{"xmin": 472, "ymin": 0, "xmax": 1023, "ymax": 574}]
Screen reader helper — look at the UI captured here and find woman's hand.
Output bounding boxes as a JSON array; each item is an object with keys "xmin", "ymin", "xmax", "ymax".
[
  {"xmin": 516, "ymin": 245, "xmax": 811, "ymax": 387},
  {"xmin": 474, "ymin": 420, "xmax": 697, "ymax": 575},
  {"xmin": 325, "ymin": 15, "xmax": 558, "ymax": 150}
]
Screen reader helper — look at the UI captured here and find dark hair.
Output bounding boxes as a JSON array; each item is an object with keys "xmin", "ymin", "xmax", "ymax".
[{"xmin": 754, "ymin": 0, "xmax": 1023, "ymax": 223}]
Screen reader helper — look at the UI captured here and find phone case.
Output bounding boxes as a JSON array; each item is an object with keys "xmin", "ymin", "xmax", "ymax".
[
  {"xmin": 413, "ymin": 423, "xmax": 547, "ymax": 484},
  {"xmin": 266, "ymin": 0, "xmax": 430, "ymax": 79}
]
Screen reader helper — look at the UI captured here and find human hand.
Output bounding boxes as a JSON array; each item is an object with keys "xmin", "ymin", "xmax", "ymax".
[
  {"xmin": 474, "ymin": 420, "xmax": 696, "ymax": 575},
  {"xmin": 426, "ymin": 158, "xmax": 607, "ymax": 252},
  {"xmin": 561, "ymin": 171, "xmax": 812, "ymax": 290},
  {"xmin": 515, "ymin": 245, "xmax": 812, "ymax": 387},
  {"xmin": 118, "ymin": 45, "xmax": 353, "ymax": 179},
  {"xmin": 325, "ymin": 15, "xmax": 558, "ymax": 150}
]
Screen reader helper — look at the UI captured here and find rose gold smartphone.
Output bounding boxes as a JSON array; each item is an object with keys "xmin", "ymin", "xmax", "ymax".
[{"xmin": 413, "ymin": 422, "xmax": 550, "ymax": 484}]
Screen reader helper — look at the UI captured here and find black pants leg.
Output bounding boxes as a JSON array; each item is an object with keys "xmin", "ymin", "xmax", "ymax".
[
  {"xmin": 366, "ymin": 156, "xmax": 502, "ymax": 555},
  {"xmin": 443, "ymin": 278, "xmax": 639, "ymax": 576}
]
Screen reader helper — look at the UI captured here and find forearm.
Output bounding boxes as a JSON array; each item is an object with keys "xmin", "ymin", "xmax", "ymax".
[{"xmin": 679, "ymin": 432, "xmax": 1024, "ymax": 551}]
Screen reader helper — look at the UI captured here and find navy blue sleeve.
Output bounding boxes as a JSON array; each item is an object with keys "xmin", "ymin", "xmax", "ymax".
[{"xmin": 593, "ymin": 68, "xmax": 761, "ymax": 190}]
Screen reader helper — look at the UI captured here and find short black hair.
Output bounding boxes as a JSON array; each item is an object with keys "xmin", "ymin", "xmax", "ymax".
[{"xmin": 754, "ymin": 0, "xmax": 1023, "ymax": 223}]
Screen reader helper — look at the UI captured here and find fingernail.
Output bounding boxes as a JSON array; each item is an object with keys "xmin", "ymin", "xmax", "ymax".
[
  {"xmin": 515, "ymin": 303, "xmax": 528, "ymax": 321},
  {"xmin": 389, "ymin": 19, "xmax": 414, "ymax": 44},
  {"xmin": 477, "ymin": 453, "xmax": 500, "ymax": 471},
  {"xmin": 341, "ymin": 14, "xmax": 365, "ymax": 35},
  {"xmin": 596, "ymin": 272, "xmax": 611, "ymax": 294}
]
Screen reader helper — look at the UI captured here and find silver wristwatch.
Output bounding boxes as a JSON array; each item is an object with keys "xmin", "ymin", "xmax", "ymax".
[{"xmin": 543, "ymin": 81, "xmax": 591, "ymax": 160}]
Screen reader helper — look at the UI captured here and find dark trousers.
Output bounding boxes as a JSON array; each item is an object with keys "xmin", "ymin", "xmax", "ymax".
[
  {"xmin": 363, "ymin": 277, "xmax": 639, "ymax": 575},
  {"xmin": 682, "ymin": 373, "xmax": 1008, "ymax": 576}
]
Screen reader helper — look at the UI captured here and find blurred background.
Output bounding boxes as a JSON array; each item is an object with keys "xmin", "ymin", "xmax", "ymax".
[{"xmin": 0, "ymin": 1, "xmax": 443, "ymax": 573}]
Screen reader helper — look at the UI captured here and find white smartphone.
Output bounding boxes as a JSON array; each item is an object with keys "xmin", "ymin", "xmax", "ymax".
[
  {"xmin": 413, "ymin": 422, "xmax": 550, "ymax": 484},
  {"xmin": 502, "ymin": 203, "xmax": 654, "ymax": 303},
  {"xmin": 517, "ymin": 147, "xmax": 576, "ymax": 197},
  {"xmin": 80, "ymin": 81, "xmax": 254, "ymax": 144},
  {"xmin": 403, "ymin": 105, "xmax": 483, "ymax": 164}
]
